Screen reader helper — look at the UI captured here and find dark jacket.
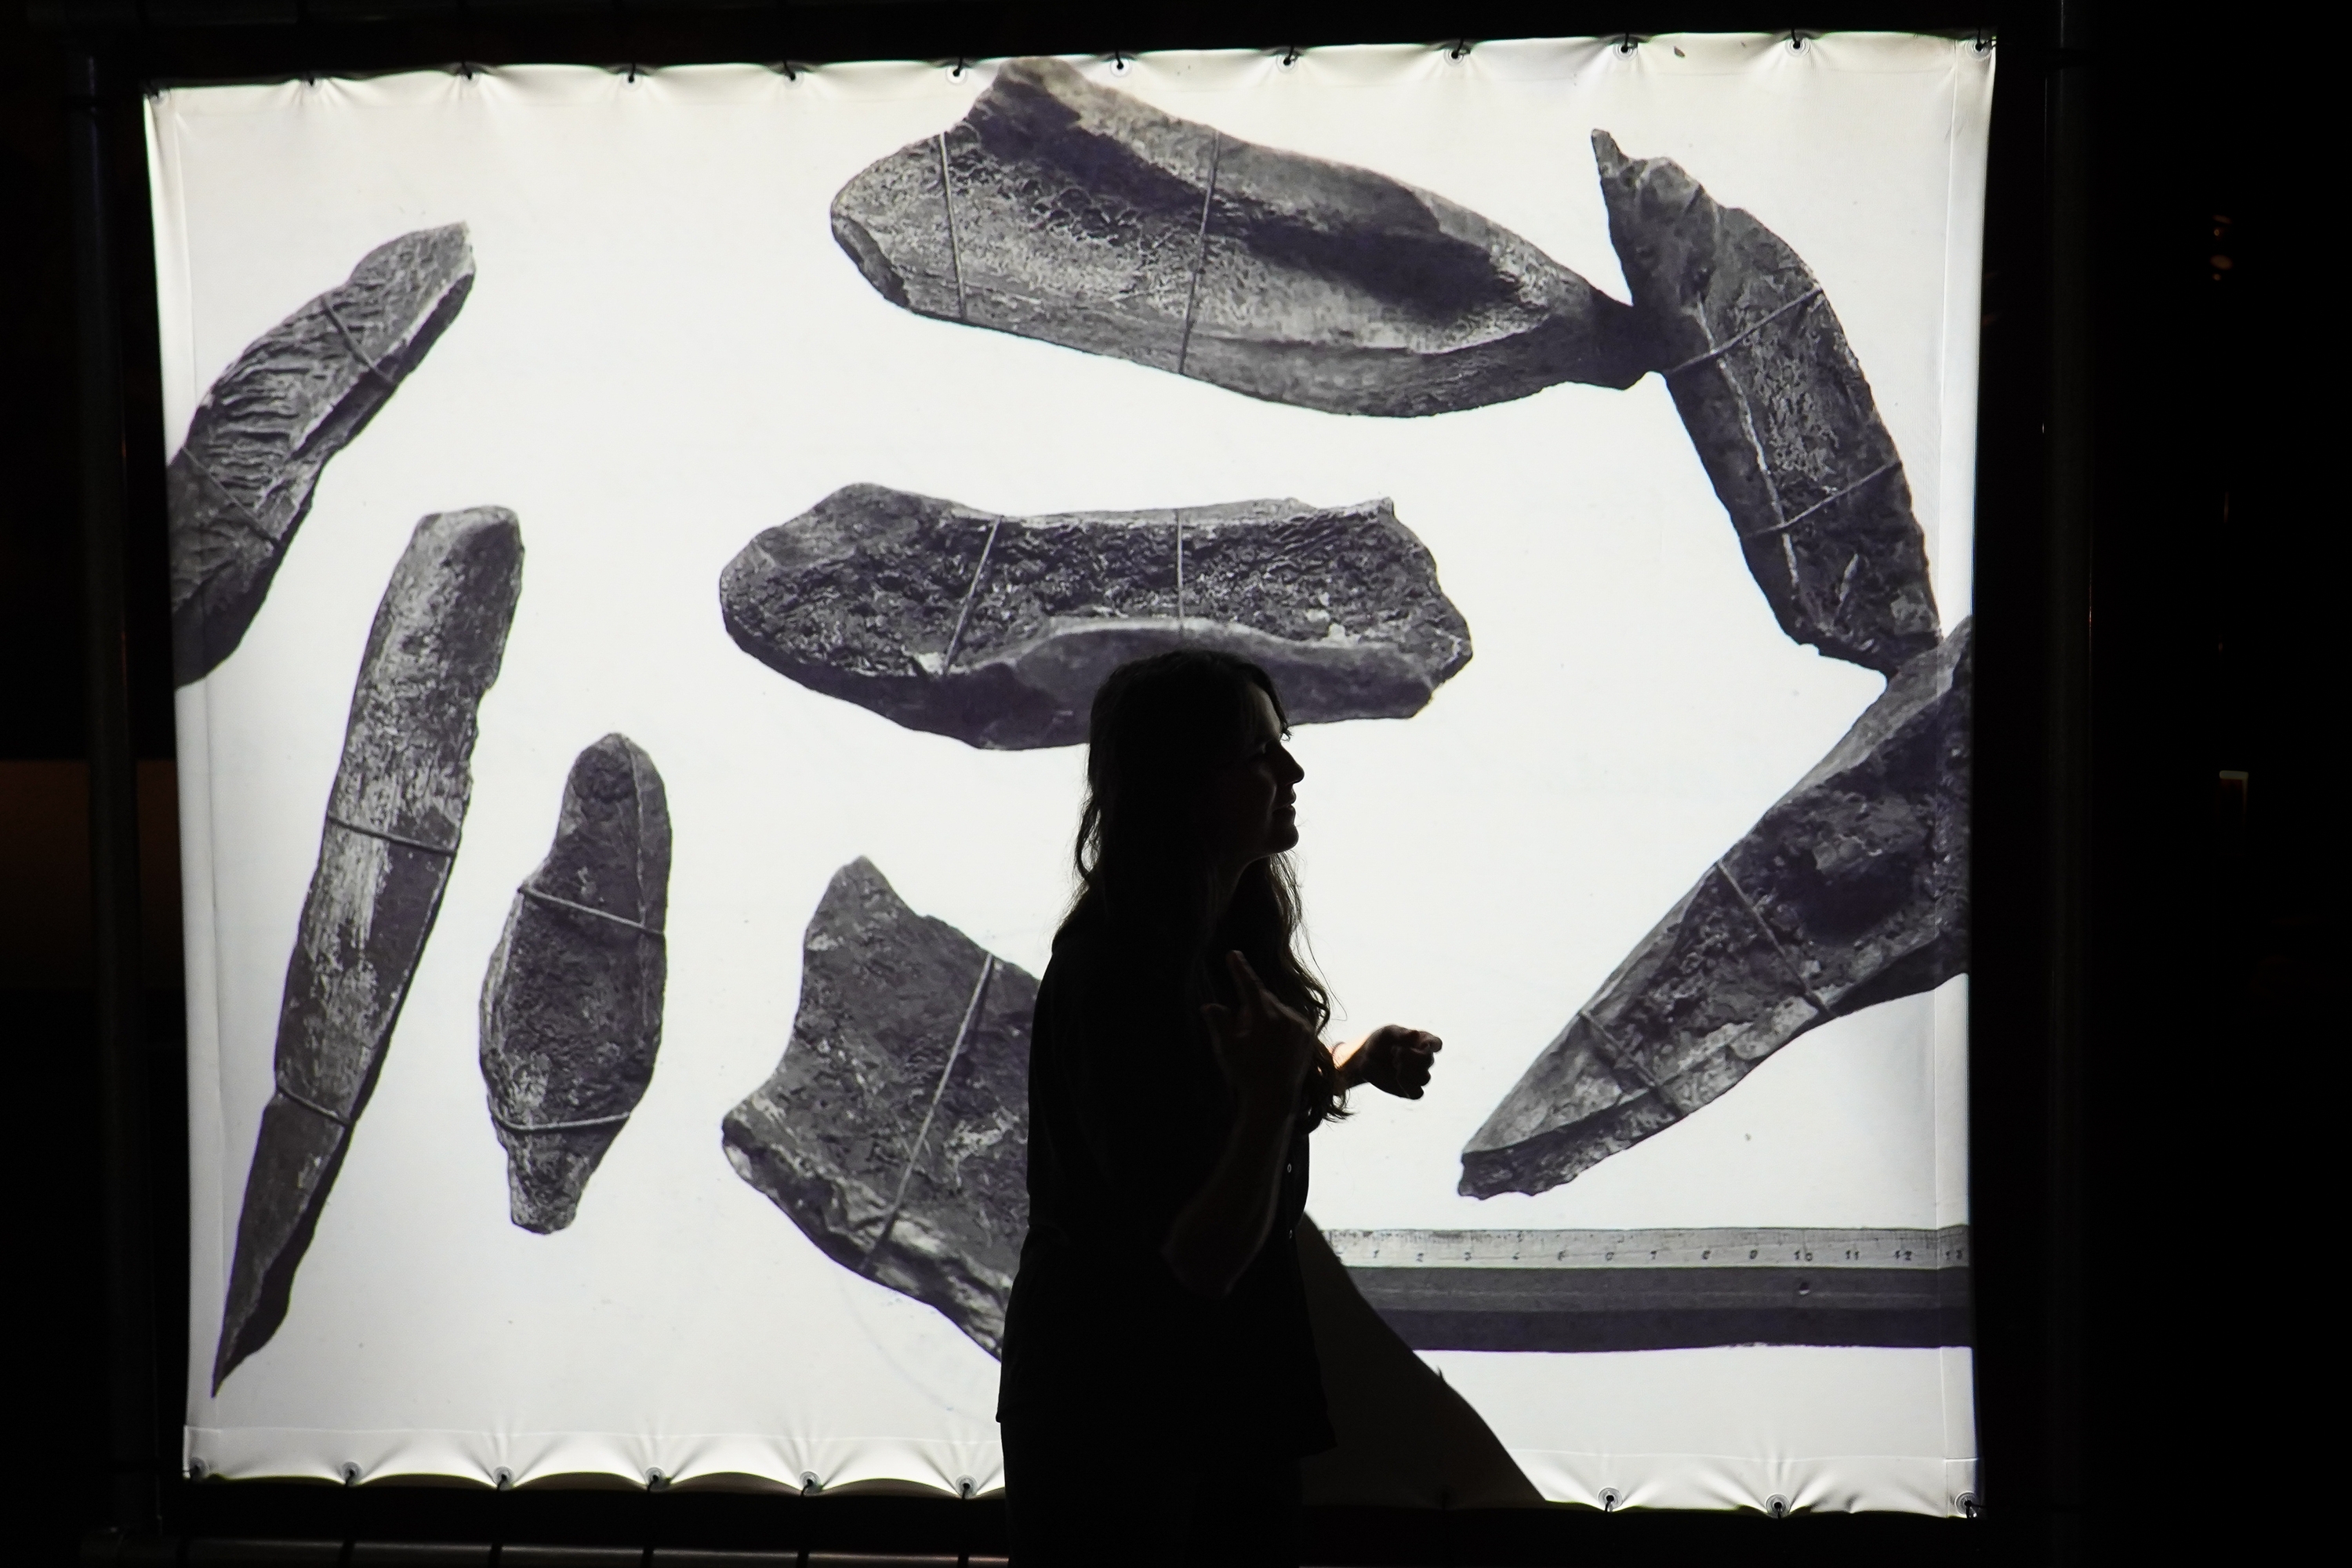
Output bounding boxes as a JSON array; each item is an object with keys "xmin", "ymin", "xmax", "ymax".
[{"xmin": 996, "ymin": 900, "xmax": 1333, "ymax": 1457}]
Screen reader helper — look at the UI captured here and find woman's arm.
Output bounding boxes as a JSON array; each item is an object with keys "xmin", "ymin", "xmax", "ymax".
[
  {"xmin": 1160, "ymin": 1101, "xmax": 1295, "ymax": 1300},
  {"xmin": 1161, "ymin": 952, "xmax": 1316, "ymax": 1299}
]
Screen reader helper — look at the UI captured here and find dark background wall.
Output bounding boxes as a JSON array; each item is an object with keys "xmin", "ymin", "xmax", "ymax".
[{"xmin": 2, "ymin": 3, "xmax": 2318, "ymax": 1563}]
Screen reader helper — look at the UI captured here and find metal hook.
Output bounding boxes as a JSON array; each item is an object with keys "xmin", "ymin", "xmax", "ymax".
[
  {"xmin": 1110, "ymin": 51, "xmax": 1129, "ymax": 74},
  {"xmin": 949, "ymin": 58, "xmax": 967, "ymax": 79},
  {"xmin": 1617, "ymin": 33, "xmax": 1638, "ymax": 55},
  {"xmin": 1958, "ymin": 1491, "xmax": 1981, "ymax": 1518},
  {"xmin": 957, "ymin": 1475, "xmax": 978, "ymax": 1499},
  {"xmin": 1599, "ymin": 1486, "xmax": 1622, "ymax": 1512},
  {"xmin": 494, "ymin": 1467, "xmax": 515, "ymax": 1492},
  {"xmin": 646, "ymin": 1468, "xmax": 670, "ymax": 1492},
  {"xmin": 340, "ymin": 1461, "xmax": 362, "ymax": 1487},
  {"xmin": 1766, "ymin": 1494, "xmax": 1791, "ymax": 1519},
  {"xmin": 1279, "ymin": 46, "xmax": 1301, "ymax": 67},
  {"xmin": 800, "ymin": 1472, "xmax": 822, "ymax": 1496},
  {"xmin": 1448, "ymin": 40, "xmax": 1471, "ymax": 60}
]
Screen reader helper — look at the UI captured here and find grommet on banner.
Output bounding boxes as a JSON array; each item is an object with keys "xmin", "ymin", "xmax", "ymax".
[
  {"xmin": 949, "ymin": 58, "xmax": 968, "ymax": 79},
  {"xmin": 188, "ymin": 1458, "xmax": 209, "ymax": 1483},
  {"xmin": 1766, "ymin": 1494, "xmax": 1791, "ymax": 1518},
  {"xmin": 1974, "ymin": 29, "xmax": 1994, "ymax": 53},
  {"xmin": 1110, "ymin": 51, "xmax": 1130, "ymax": 74},
  {"xmin": 494, "ymin": 1467, "xmax": 515, "ymax": 1491},
  {"xmin": 957, "ymin": 1475, "xmax": 978, "ymax": 1499},
  {"xmin": 1279, "ymin": 46, "xmax": 1301, "ymax": 68},
  {"xmin": 1617, "ymin": 33, "xmax": 1638, "ymax": 55},
  {"xmin": 1958, "ymin": 1491, "xmax": 1981, "ymax": 1517},
  {"xmin": 340, "ymin": 1461, "xmax": 362, "ymax": 1487},
  {"xmin": 800, "ymin": 1472, "xmax": 822, "ymax": 1496},
  {"xmin": 646, "ymin": 1468, "xmax": 669, "ymax": 1492},
  {"xmin": 1787, "ymin": 32, "xmax": 1808, "ymax": 53},
  {"xmin": 1447, "ymin": 40, "xmax": 1471, "ymax": 60},
  {"xmin": 1599, "ymin": 1486, "xmax": 1621, "ymax": 1512}
]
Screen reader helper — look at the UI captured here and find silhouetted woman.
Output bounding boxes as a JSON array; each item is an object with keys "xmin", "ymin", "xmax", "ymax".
[{"xmin": 997, "ymin": 649, "xmax": 1442, "ymax": 1566}]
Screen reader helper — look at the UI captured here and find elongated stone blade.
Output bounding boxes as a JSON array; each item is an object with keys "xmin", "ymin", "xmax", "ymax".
[
  {"xmin": 479, "ymin": 735, "xmax": 670, "ymax": 1235},
  {"xmin": 720, "ymin": 484, "xmax": 1472, "ymax": 749},
  {"xmin": 1593, "ymin": 132, "xmax": 1940, "ymax": 674},
  {"xmin": 1461, "ymin": 620, "xmax": 1970, "ymax": 1200},
  {"xmin": 722, "ymin": 858, "xmax": 1034, "ymax": 1355},
  {"xmin": 169, "ymin": 224, "xmax": 476, "ymax": 685},
  {"xmin": 832, "ymin": 57, "xmax": 1650, "ymax": 416},
  {"xmin": 213, "ymin": 506, "xmax": 523, "ymax": 1389}
]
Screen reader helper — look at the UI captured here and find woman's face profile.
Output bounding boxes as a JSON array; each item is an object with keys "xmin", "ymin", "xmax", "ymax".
[{"xmin": 1200, "ymin": 684, "xmax": 1305, "ymax": 867}]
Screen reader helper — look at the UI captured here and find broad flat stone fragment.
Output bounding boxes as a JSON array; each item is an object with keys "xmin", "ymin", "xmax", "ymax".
[
  {"xmin": 213, "ymin": 507, "xmax": 523, "ymax": 1389},
  {"xmin": 720, "ymin": 484, "xmax": 1472, "ymax": 749},
  {"xmin": 832, "ymin": 56, "xmax": 1649, "ymax": 416},
  {"xmin": 1594, "ymin": 132, "xmax": 1939, "ymax": 674},
  {"xmin": 169, "ymin": 224, "xmax": 476, "ymax": 684},
  {"xmin": 722, "ymin": 858, "xmax": 1033, "ymax": 1355},
  {"xmin": 479, "ymin": 735, "xmax": 671, "ymax": 1234},
  {"xmin": 1461, "ymin": 620, "xmax": 1970, "ymax": 1200}
]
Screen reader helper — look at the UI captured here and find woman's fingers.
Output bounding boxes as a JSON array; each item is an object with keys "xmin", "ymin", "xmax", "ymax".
[
  {"xmin": 1226, "ymin": 949, "xmax": 1276, "ymax": 1032},
  {"xmin": 1406, "ymin": 1032, "xmax": 1441, "ymax": 1083},
  {"xmin": 1353, "ymin": 1025, "xmax": 1443, "ymax": 1098}
]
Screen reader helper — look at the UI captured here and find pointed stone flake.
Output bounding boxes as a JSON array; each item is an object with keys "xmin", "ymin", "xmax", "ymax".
[
  {"xmin": 1593, "ymin": 132, "xmax": 1939, "ymax": 674},
  {"xmin": 214, "ymin": 506, "xmax": 523, "ymax": 1389},
  {"xmin": 1461, "ymin": 622, "xmax": 1970, "ymax": 1200},
  {"xmin": 169, "ymin": 225, "xmax": 476, "ymax": 684}
]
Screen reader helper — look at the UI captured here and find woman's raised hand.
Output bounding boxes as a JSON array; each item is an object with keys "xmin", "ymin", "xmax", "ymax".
[
  {"xmin": 1340, "ymin": 1025, "xmax": 1443, "ymax": 1099},
  {"xmin": 1200, "ymin": 950, "xmax": 1319, "ymax": 1116}
]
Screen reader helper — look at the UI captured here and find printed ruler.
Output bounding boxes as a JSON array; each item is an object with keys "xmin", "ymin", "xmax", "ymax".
[{"xmin": 1318, "ymin": 1226, "xmax": 1972, "ymax": 1353}]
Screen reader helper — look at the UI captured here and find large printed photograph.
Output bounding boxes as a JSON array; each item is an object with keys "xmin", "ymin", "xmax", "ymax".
[{"xmin": 155, "ymin": 36, "xmax": 1989, "ymax": 1512}]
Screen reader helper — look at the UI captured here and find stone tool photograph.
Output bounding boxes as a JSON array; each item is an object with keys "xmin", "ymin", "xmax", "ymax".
[
  {"xmin": 722, "ymin": 858, "xmax": 1034, "ymax": 1355},
  {"xmin": 1592, "ymin": 131, "xmax": 1941, "ymax": 675},
  {"xmin": 147, "ymin": 40, "xmax": 1992, "ymax": 1507},
  {"xmin": 1462, "ymin": 620, "xmax": 1969, "ymax": 1201},
  {"xmin": 478, "ymin": 734, "xmax": 671, "ymax": 1235},
  {"xmin": 212, "ymin": 506, "xmax": 523, "ymax": 1390},
  {"xmin": 720, "ymin": 484, "xmax": 1471, "ymax": 750},
  {"xmin": 167, "ymin": 224, "xmax": 476, "ymax": 684},
  {"xmin": 831, "ymin": 56, "xmax": 1652, "ymax": 416}
]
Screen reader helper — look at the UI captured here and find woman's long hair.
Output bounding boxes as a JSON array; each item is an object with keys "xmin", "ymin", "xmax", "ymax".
[{"xmin": 1067, "ymin": 648, "xmax": 1345, "ymax": 1126}]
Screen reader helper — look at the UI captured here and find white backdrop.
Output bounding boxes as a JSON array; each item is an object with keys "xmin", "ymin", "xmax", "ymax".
[{"xmin": 154, "ymin": 34, "xmax": 1990, "ymax": 1512}]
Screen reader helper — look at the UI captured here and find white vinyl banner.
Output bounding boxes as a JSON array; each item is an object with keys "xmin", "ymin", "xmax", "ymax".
[{"xmin": 153, "ymin": 34, "xmax": 1990, "ymax": 1513}]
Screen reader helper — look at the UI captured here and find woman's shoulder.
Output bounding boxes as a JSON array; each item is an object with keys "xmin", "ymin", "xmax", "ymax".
[
  {"xmin": 1045, "ymin": 899, "xmax": 1182, "ymax": 1011},
  {"xmin": 1047, "ymin": 895, "xmax": 1153, "ymax": 972}
]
